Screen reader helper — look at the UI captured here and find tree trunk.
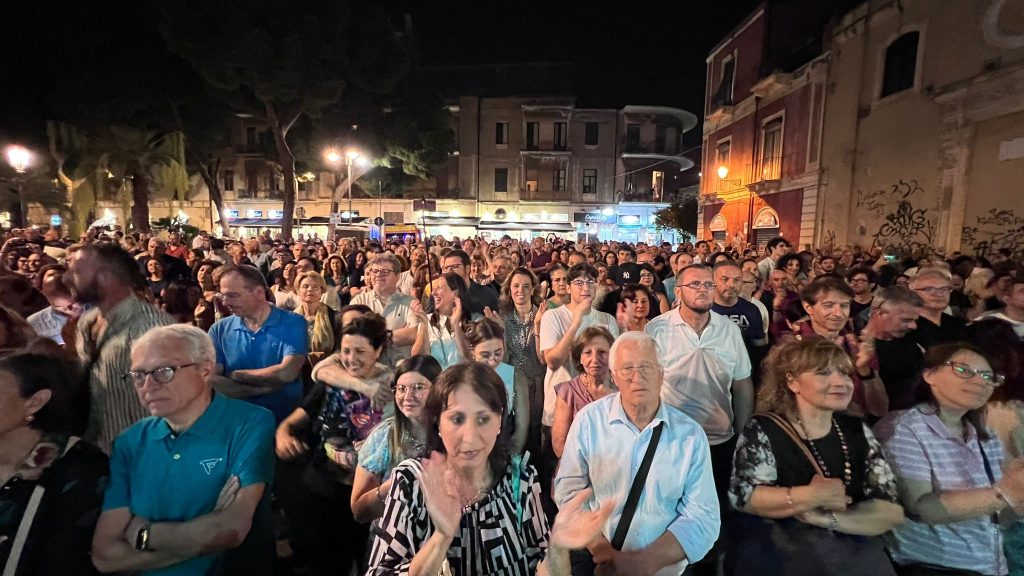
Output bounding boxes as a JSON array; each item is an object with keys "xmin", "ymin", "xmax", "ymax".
[
  {"xmin": 198, "ymin": 161, "xmax": 231, "ymax": 238},
  {"xmin": 264, "ymin": 102, "xmax": 297, "ymax": 241},
  {"xmin": 130, "ymin": 169, "xmax": 151, "ymax": 234}
]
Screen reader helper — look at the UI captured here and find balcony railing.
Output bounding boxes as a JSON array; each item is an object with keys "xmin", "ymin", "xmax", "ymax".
[
  {"xmin": 752, "ymin": 155, "xmax": 782, "ymax": 182},
  {"xmin": 521, "ymin": 188, "xmax": 571, "ymax": 201},
  {"xmin": 234, "ymin": 188, "xmax": 285, "ymax": 200}
]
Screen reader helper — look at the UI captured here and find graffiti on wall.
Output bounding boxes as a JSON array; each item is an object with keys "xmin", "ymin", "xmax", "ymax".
[
  {"xmin": 822, "ymin": 229, "xmax": 837, "ymax": 249},
  {"xmin": 961, "ymin": 209, "xmax": 1024, "ymax": 259},
  {"xmin": 856, "ymin": 179, "xmax": 924, "ymax": 218},
  {"xmin": 872, "ymin": 200, "xmax": 935, "ymax": 249}
]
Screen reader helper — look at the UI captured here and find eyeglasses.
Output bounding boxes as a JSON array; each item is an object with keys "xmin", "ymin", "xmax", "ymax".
[
  {"xmin": 639, "ymin": 272, "xmax": 654, "ymax": 279},
  {"xmin": 680, "ymin": 281, "xmax": 717, "ymax": 291},
  {"xmin": 215, "ymin": 292, "xmax": 244, "ymax": 301},
  {"xmin": 570, "ymin": 279, "xmax": 596, "ymax": 288},
  {"xmin": 368, "ymin": 268, "xmax": 396, "ymax": 277},
  {"xmin": 441, "ymin": 264, "xmax": 464, "ymax": 273},
  {"xmin": 944, "ymin": 361, "xmax": 1005, "ymax": 386},
  {"xmin": 615, "ymin": 364, "xmax": 659, "ymax": 380},
  {"xmin": 124, "ymin": 363, "xmax": 197, "ymax": 388},
  {"xmin": 915, "ymin": 286, "xmax": 953, "ymax": 295},
  {"xmin": 394, "ymin": 383, "xmax": 430, "ymax": 396}
]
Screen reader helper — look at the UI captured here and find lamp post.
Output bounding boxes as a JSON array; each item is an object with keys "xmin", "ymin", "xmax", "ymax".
[
  {"xmin": 346, "ymin": 150, "xmax": 359, "ymax": 225},
  {"xmin": 4, "ymin": 145, "xmax": 33, "ymax": 228},
  {"xmin": 325, "ymin": 147, "xmax": 369, "ymax": 241}
]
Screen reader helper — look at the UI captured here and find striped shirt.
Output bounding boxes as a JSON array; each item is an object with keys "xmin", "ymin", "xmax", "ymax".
[
  {"xmin": 874, "ymin": 405, "xmax": 1008, "ymax": 575},
  {"xmin": 77, "ymin": 296, "xmax": 172, "ymax": 453}
]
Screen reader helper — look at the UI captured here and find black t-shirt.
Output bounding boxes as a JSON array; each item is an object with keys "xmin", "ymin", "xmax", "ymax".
[
  {"xmin": 614, "ymin": 263, "xmax": 643, "ymax": 286},
  {"xmin": 875, "ymin": 336, "xmax": 924, "ymax": 411},
  {"xmin": 712, "ymin": 299, "xmax": 766, "ymax": 347},
  {"xmin": 466, "ymin": 281, "xmax": 500, "ymax": 316}
]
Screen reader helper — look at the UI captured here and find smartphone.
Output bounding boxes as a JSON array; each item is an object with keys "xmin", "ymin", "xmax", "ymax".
[{"xmin": 884, "ymin": 255, "xmax": 897, "ymax": 263}]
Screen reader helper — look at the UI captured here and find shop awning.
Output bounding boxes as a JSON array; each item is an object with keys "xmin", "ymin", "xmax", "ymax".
[
  {"xmin": 420, "ymin": 216, "xmax": 480, "ymax": 226},
  {"xmin": 227, "ymin": 216, "xmax": 364, "ymax": 227},
  {"xmin": 477, "ymin": 221, "xmax": 575, "ymax": 232}
]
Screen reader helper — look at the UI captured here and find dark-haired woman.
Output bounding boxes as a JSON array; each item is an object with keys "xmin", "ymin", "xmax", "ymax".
[
  {"xmin": 0, "ymin": 351, "xmax": 108, "ymax": 575},
  {"xmin": 351, "ymin": 355, "xmax": 442, "ymax": 523},
  {"xmin": 274, "ymin": 313, "xmax": 395, "ymax": 576},
  {"xmin": 366, "ymin": 363, "xmax": 609, "ymax": 576},
  {"xmin": 876, "ymin": 342, "xmax": 1024, "ymax": 575}
]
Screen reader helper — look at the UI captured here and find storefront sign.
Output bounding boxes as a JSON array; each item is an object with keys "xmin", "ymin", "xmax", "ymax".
[
  {"xmin": 269, "ymin": 210, "xmax": 284, "ymax": 219},
  {"xmin": 618, "ymin": 214, "xmax": 642, "ymax": 226},
  {"xmin": 245, "ymin": 210, "xmax": 263, "ymax": 218},
  {"xmin": 227, "ymin": 209, "xmax": 240, "ymax": 218},
  {"xmin": 573, "ymin": 212, "xmax": 616, "ymax": 224}
]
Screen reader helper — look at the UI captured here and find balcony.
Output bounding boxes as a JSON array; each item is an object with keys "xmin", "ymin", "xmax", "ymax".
[
  {"xmin": 521, "ymin": 187, "xmax": 571, "ymax": 202},
  {"xmin": 521, "ymin": 145, "xmax": 571, "ymax": 156},
  {"xmin": 742, "ymin": 156, "xmax": 783, "ymax": 194},
  {"xmin": 234, "ymin": 188, "xmax": 286, "ymax": 200}
]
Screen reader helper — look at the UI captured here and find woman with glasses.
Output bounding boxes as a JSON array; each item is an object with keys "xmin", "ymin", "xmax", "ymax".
[
  {"xmin": 351, "ymin": 355, "xmax": 442, "ymax": 523},
  {"xmin": 875, "ymin": 342, "xmax": 1024, "ymax": 576},
  {"xmin": 467, "ymin": 317, "xmax": 529, "ymax": 454}
]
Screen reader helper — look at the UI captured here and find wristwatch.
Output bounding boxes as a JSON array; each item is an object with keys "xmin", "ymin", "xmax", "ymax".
[{"xmin": 135, "ymin": 524, "xmax": 152, "ymax": 552}]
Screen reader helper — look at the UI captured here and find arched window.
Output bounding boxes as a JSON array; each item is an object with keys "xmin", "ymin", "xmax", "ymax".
[
  {"xmin": 881, "ymin": 31, "xmax": 919, "ymax": 97},
  {"xmin": 709, "ymin": 214, "xmax": 728, "ymax": 243}
]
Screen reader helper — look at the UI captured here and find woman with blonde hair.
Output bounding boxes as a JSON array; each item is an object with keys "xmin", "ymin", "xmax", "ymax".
[
  {"xmin": 294, "ymin": 271, "xmax": 342, "ymax": 394},
  {"xmin": 729, "ymin": 338, "xmax": 904, "ymax": 575}
]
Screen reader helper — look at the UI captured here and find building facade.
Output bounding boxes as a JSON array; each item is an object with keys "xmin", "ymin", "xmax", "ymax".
[{"xmin": 701, "ymin": 0, "xmax": 1024, "ymax": 258}]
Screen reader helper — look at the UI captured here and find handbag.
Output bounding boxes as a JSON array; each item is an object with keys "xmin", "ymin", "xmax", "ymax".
[
  {"xmin": 729, "ymin": 413, "xmax": 896, "ymax": 576},
  {"xmin": 569, "ymin": 422, "xmax": 665, "ymax": 576}
]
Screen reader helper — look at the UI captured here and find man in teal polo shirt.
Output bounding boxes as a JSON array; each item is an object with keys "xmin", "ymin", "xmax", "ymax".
[
  {"xmin": 91, "ymin": 324, "xmax": 276, "ymax": 575},
  {"xmin": 207, "ymin": 265, "xmax": 307, "ymax": 423}
]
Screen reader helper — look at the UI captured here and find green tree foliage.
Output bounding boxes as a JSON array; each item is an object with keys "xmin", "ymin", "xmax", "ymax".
[
  {"xmin": 155, "ymin": 0, "xmax": 411, "ymax": 239},
  {"xmin": 653, "ymin": 197, "xmax": 699, "ymax": 239}
]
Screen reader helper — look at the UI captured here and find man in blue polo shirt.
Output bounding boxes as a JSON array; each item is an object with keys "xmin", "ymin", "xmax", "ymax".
[
  {"xmin": 91, "ymin": 324, "xmax": 275, "ymax": 575},
  {"xmin": 207, "ymin": 264, "xmax": 307, "ymax": 423}
]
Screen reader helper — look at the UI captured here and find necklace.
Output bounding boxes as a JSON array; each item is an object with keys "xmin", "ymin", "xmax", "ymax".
[
  {"xmin": 794, "ymin": 415, "xmax": 852, "ymax": 487},
  {"xmin": 448, "ymin": 466, "xmax": 492, "ymax": 513},
  {"xmin": 513, "ymin": 307, "xmax": 536, "ymax": 351}
]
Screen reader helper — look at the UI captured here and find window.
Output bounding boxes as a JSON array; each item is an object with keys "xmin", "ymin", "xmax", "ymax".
[
  {"xmin": 526, "ymin": 122, "xmax": 539, "ymax": 150},
  {"xmin": 494, "ymin": 168, "xmax": 509, "ymax": 192},
  {"xmin": 760, "ymin": 118, "xmax": 783, "ymax": 180},
  {"xmin": 626, "ymin": 124, "xmax": 641, "ymax": 153},
  {"xmin": 246, "ymin": 127, "xmax": 257, "ymax": 151},
  {"xmin": 711, "ymin": 57, "xmax": 736, "ymax": 109},
  {"xmin": 583, "ymin": 169, "xmax": 597, "ymax": 194},
  {"xmin": 526, "ymin": 169, "xmax": 538, "ymax": 192},
  {"xmin": 495, "ymin": 122, "xmax": 509, "ymax": 146},
  {"xmin": 585, "ymin": 122, "xmax": 599, "ymax": 146},
  {"xmin": 270, "ymin": 174, "xmax": 279, "ymax": 191},
  {"xmin": 384, "ymin": 211, "xmax": 404, "ymax": 224},
  {"xmin": 881, "ymin": 31, "xmax": 919, "ymax": 97},
  {"xmin": 716, "ymin": 140, "xmax": 731, "ymax": 168},
  {"xmin": 554, "ymin": 122, "xmax": 567, "ymax": 150},
  {"xmin": 655, "ymin": 125, "xmax": 667, "ymax": 154},
  {"xmin": 553, "ymin": 169, "xmax": 566, "ymax": 191},
  {"xmin": 652, "ymin": 171, "xmax": 664, "ymax": 201},
  {"xmin": 625, "ymin": 172, "xmax": 639, "ymax": 195},
  {"xmin": 223, "ymin": 170, "xmax": 234, "ymax": 191}
]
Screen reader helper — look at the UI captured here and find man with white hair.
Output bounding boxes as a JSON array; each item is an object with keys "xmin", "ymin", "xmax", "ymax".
[
  {"xmin": 555, "ymin": 331, "xmax": 720, "ymax": 576},
  {"xmin": 92, "ymin": 324, "xmax": 276, "ymax": 575}
]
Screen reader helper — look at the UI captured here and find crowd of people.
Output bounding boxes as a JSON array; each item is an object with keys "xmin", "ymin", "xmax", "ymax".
[{"xmin": 1, "ymin": 223, "xmax": 1023, "ymax": 576}]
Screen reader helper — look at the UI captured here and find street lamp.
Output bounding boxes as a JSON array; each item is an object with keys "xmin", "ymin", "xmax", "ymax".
[
  {"xmin": 4, "ymin": 145, "xmax": 33, "ymax": 227},
  {"xmin": 325, "ymin": 147, "xmax": 370, "ymax": 240},
  {"xmin": 717, "ymin": 165, "xmax": 754, "ymax": 246},
  {"xmin": 345, "ymin": 150, "xmax": 361, "ymax": 226}
]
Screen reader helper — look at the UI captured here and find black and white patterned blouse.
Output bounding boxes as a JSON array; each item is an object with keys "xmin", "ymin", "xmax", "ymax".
[
  {"xmin": 366, "ymin": 455, "xmax": 549, "ymax": 575},
  {"xmin": 729, "ymin": 414, "xmax": 899, "ymax": 511}
]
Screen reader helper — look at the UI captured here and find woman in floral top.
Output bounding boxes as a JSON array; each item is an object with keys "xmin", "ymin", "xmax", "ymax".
[
  {"xmin": 729, "ymin": 338, "xmax": 904, "ymax": 576},
  {"xmin": 0, "ymin": 350, "xmax": 108, "ymax": 576}
]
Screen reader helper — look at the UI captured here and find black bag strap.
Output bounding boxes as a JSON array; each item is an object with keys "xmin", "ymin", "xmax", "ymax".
[
  {"xmin": 611, "ymin": 421, "xmax": 664, "ymax": 550},
  {"xmin": 977, "ymin": 436, "xmax": 1000, "ymax": 524}
]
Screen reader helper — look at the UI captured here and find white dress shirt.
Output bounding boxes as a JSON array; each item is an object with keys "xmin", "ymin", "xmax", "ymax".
[
  {"xmin": 555, "ymin": 394, "xmax": 720, "ymax": 575},
  {"xmin": 351, "ymin": 289, "xmax": 421, "ymax": 365}
]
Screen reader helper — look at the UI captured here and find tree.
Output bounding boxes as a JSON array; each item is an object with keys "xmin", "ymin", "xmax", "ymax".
[
  {"xmin": 653, "ymin": 197, "xmax": 699, "ymax": 240},
  {"xmin": 0, "ymin": 164, "xmax": 67, "ymax": 229},
  {"xmin": 155, "ymin": 0, "xmax": 411, "ymax": 239}
]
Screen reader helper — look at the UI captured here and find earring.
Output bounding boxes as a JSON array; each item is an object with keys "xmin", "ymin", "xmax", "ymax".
[{"xmin": 25, "ymin": 414, "xmax": 34, "ymax": 423}]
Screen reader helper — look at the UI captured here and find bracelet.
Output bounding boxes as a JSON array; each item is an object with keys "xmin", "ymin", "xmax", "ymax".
[
  {"xmin": 786, "ymin": 487, "xmax": 795, "ymax": 512},
  {"xmin": 828, "ymin": 512, "xmax": 840, "ymax": 532},
  {"xmin": 994, "ymin": 485, "xmax": 1014, "ymax": 510}
]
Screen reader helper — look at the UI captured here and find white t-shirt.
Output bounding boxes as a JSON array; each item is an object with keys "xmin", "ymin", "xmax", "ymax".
[
  {"xmin": 538, "ymin": 305, "xmax": 620, "ymax": 426},
  {"xmin": 975, "ymin": 310, "xmax": 1024, "ymax": 338},
  {"xmin": 644, "ymin": 309, "xmax": 751, "ymax": 445},
  {"xmin": 351, "ymin": 290, "xmax": 421, "ymax": 365}
]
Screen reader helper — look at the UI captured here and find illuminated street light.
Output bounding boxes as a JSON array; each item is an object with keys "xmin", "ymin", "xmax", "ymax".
[
  {"xmin": 716, "ymin": 165, "xmax": 729, "ymax": 180},
  {"xmin": 4, "ymin": 145, "xmax": 34, "ymax": 226}
]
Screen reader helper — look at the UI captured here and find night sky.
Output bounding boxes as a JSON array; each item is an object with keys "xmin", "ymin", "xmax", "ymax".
[{"xmin": 1, "ymin": 0, "xmax": 762, "ymax": 152}]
